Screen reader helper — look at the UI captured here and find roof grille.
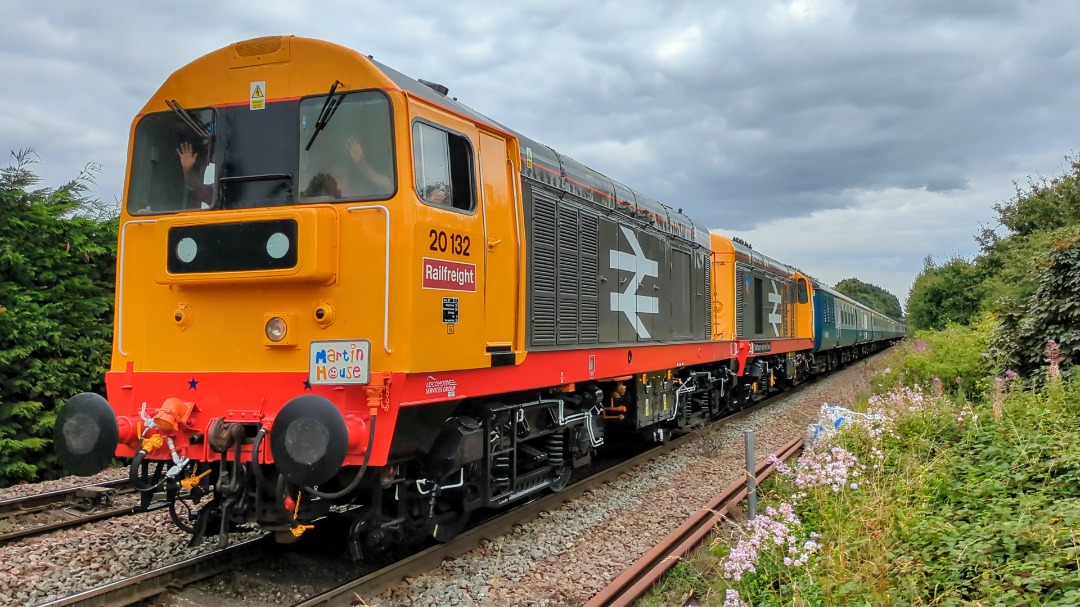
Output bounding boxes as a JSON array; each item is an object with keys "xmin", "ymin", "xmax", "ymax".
[{"xmin": 236, "ymin": 36, "xmax": 284, "ymax": 57}]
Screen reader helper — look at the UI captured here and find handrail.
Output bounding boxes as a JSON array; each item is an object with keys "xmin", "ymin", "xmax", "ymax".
[
  {"xmin": 346, "ymin": 205, "xmax": 392, "ymax": 354},
  {"xmin": 117, "ymin": 219, "xmax": 158, "ymax": 357}
]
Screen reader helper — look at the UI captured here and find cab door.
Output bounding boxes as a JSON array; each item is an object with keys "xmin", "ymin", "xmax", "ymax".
[
  {"xmin": 409, "ymin": 106, "xmax": 487, "ymax": 372},
  {"xmin": 477, "ymin": 131, "xmax": 521, "ymax": 362}
]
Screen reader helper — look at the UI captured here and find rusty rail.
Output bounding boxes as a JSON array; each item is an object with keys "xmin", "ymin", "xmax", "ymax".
[{"xmin": 584, "ymin": 435, "xmax": 804, "ymax": 607}]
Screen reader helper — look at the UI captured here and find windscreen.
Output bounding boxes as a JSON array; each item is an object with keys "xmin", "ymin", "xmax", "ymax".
[
  {"xmin": 126, "ymin": 90, "xmax": 395, "ymax": 215},
  {"xmin": 127, "ymin": 107, "xmax": 217, "ymax": 214},
  {"xmin": 298, "ymin": 91, "xmax": 395, "ymax": 202}
]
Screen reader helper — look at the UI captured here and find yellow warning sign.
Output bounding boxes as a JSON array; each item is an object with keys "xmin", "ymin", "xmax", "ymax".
[{"xmin": 250, "ymin": 81, "xmax": 266, "ymax": 111}]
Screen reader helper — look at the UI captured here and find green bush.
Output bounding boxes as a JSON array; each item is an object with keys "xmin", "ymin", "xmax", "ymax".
[
  {"xmin": 906, "ymin": 256, "xmax": 986, "ymax": 331},
  {"xmin": 834, "ymin": 277, "xmax": 903, "ymax": 321},
  {"xmin": 640, "ymin": 336, "xmax": 1080, "ymax": 607},
  {"xmin": 892, "ymin": 375, "xmax": 1080, "ymax": 606},
  {"xmin": 875, "ymin": 316, "xmax": 993, "ymax": 399},
  {"xmin": 988, "ymin": 236, "xmax": 1080, "ymax": 382},
  {"xmin": 0, "ymin": 151, "xmax": 117, "ymax": 485}
]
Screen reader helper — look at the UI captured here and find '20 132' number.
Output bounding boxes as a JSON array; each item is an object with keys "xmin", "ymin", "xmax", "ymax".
[{"xmin": 429, "ymin": 229, "xmax": 470, "ymax": 257}]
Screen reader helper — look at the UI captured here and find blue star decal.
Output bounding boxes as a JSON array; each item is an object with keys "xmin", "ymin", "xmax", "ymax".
[
  {"xmin": 303, "ymin": 380, "xmax": 312, "ymax": 390},
  {"xmin": 188, "ymin": 378, "xmax": 199, "ymax": 390}
]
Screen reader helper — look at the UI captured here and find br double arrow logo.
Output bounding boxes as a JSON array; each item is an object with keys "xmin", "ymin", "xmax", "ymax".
[{"xmin": 609, "ymin": 226, "xmax": 659, "ymax": 339}]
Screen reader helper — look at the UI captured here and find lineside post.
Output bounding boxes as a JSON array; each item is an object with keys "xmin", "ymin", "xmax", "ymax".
[{"xmin": 744, "ymin": 430, "xmax": 757, "ymax": 520}]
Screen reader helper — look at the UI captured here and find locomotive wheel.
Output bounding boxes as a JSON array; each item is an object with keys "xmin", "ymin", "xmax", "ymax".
[
  {"xmin": 709, "ymin": 390, "xmax": 725, "ymax": 418},
  {"xmin": 549, "ymin": 465, "xmax": 572, "ymax": 492},
  {"xmin": 432, "ymin": 508, "xmax": 470, "ymax": 543}
]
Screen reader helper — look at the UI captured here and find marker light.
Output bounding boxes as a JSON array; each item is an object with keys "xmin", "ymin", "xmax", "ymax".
[{"xmin": 265, "ymin": 317, "xmax": 288, "ymax": 342}]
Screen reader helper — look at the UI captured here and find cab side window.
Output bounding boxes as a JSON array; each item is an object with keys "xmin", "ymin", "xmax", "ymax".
[{"xmin": 413, "ymin": 121, "xmax": 474, "ymax": 212}]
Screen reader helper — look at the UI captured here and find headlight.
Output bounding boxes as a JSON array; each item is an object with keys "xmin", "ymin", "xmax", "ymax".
[{"xmin": 265, "ymin": 317, "xmax": 288, "ymax": 342}]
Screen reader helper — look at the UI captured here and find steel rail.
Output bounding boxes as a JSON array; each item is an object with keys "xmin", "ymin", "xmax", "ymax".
[
  {"xmin": 0, "ymin": 479, "xmax": 129, "ymax": 515},
  {"xmin": 289, "ymin": 388, "xmax": 806, "ymax": 607},
  {"xmin": 0, "ymin": 505, "xmax": 136, "ymax": 545},
  {"xmin": 35, "ymin": 536, "xmax": 272, "ymax": 607},
  {"xmin": 584, "ymin": 435, "xmax": 805, "ymax": 607}
]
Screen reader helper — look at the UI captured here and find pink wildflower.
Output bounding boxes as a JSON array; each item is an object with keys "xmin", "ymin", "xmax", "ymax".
[{"xmin": 723, "ymin": 589, "xmax": 748, "ymax": 607}]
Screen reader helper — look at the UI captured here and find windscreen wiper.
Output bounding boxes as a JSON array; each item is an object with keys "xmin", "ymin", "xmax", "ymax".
[
  {"xmin": 304, "ymin": 80, "xmax": 345, "ymax": 151},
  {"xmin": 166, "ymin": 99, "xmax": 212, "ymax": 140}
]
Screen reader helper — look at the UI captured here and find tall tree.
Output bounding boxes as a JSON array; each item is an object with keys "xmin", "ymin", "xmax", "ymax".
[
  {"xmin": 905, "ymin": 255, "xmax": 984, "ymax": 331},
  {"xmin": 0, "ymin": 150, "xmax": 117, "ymax": 484},
  {"xmin": 991, "ymin": 157, "xmax": 1080, "ymax": 240},
  {"xmin": 989, "ymin": 232, "xmax": 1080, "ymax": 380},
  {"xmin": 833, "ymin": 277, "xmax": 903, "ymax": 320}
]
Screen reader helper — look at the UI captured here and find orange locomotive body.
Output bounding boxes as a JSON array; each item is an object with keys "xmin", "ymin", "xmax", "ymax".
[{"xmin": 53, "ymin": 36, "xmax": 892, "ymax": 555}]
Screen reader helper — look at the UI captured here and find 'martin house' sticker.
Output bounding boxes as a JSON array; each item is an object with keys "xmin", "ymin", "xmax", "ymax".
[
  {"xmin": 309, "ymin": 340, "xmax": 370, "ymax": 385},
  {"xmin": 422, "ymin": 258, "xmax": 476, "ymax": 292}
]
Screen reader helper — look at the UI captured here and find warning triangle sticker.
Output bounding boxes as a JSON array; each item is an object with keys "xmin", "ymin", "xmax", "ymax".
[{"xmin": 250, "ymin": 81, "xmax": 266, "ymax": 110}]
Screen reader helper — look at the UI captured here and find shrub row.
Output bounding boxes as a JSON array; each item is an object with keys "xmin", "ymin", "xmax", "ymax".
[{"xmin": 0, "ymin": 152, "xmax": 117, "ymax": 485}]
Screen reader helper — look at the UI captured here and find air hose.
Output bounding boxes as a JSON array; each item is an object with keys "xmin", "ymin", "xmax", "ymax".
[
  {"xmin": 128, "ymin": 450, "xmax": 167, "ymax": 493},
  {"xmin": 250, "ymin": 427, "xmax": 275, "ymax": 490}
]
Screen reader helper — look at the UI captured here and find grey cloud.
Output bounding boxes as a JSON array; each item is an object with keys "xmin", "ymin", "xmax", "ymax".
[{"xmin": 2, "ymin": 0, "xmax": 1079, "ymax": 298}]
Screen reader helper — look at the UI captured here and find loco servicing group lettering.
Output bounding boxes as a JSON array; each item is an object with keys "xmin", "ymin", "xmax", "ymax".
[
  {"xmin": 422, "ymin": 257, "xmax": 477, "ymax": 292},
  {"xmin": 425, "ymin": 377, "xmax": 458, "ymax": 397}
]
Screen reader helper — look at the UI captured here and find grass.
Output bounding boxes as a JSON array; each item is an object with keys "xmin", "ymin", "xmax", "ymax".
[{"xmin": 636, "ymin": 340, "xmax": 1080, "ymax": 607}]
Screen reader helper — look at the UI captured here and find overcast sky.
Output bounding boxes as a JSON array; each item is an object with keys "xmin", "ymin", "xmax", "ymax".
[{"xmin": 3, "ymin": 0, "xmax": 1078, "ymax": 308}]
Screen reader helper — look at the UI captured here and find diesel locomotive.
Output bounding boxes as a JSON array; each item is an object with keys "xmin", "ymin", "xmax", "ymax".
[{"xmin": 53, "ymin": 36, "xmax": 905, "ymax": 557}]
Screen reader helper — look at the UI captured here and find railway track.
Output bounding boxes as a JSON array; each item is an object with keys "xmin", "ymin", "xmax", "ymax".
[
  {"xmin": 586, "ymin": 435, "xmax": 804, "ymax": 607},
  {"xmin": 0, "ymin": 480, "xmax": 135, "ymax": 545},
  {"xmin": 26, "ymin": 379, "xmax": 819, "ymax": 607},
  {"xmin": 35, "ymin": 536, "xmax": 272, "ymax": 607},
  {"xmin": 289, "ymin": 387, "xmax": 807, "ymax": 607}
]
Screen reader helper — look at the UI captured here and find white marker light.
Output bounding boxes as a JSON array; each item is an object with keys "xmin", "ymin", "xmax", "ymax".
[
  {"xmin": 176, "ymin": 237, "xmax": 198, "ymax": 263},
  {"xmin": 266, "ymin": 232, "xmax": 290, "ymax": 259},
  {"xmin": 265, "ymin": 317, "xmax": 288, "ymax": 342}
]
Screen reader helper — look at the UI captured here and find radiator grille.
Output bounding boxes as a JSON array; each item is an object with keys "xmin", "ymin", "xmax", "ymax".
[
  {"xmin": 530, "ymin": 187, "xmax": 605, "ymax": 347},
  {"xmin": 531, "ymin": 192, "xmax": 558, "ymax": 345},
  {"xmin": 236, "ymin": 36, "xmax": 283, "ymax": 56},
  {"xmin": 735, "ymin": 265, "xmax": 745, "ymax": 337},
  {"xmin": 580, "ymin": 213, "xmax": 599, "ymax": 343},
  {"xmin": 704, "ymin": 259, "xmax": 712, "ymax": 340},
  {"xmin": 557, "ymin": 205, "xmax": 580, "ymax": 344}
]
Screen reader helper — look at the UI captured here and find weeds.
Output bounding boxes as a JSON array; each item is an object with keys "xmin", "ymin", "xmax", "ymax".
[{"xmin": 639, "ymin": 334, "xmax": 1080, "ymax": 607}]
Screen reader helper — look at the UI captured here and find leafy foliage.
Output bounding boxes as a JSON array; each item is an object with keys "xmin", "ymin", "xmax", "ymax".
[
  {"xmin": 990, "ymin": 158, "xmax": 1080, "ymax": 241},
  {"xmin": 892, "ymin": 377, "xmax": 1080, "ymax": 606},
  {"xmin": 906, "ymin": 154, "xmax": 1080, "ymax": 343},
  {"xmin": 989, "ymin": 236, "xmax": 1080, "ymax": 381},
  {"xmin": 875, "ymin": 317, "xmax": 993, "ymax": 399},
  {"xmin": 834, "ymin": 277, "xmax": 903, "ymax": 321},
  {"xmin": 639, "ymin": 338, "xmax": 1080, "ymax": 607},
  {"xmin": 905, "ymin": 255, "xmax": 985, "ymax": 331},
  {"xmin": 0, "ymin": 150, "xmax": 117, "ymax": 485}
]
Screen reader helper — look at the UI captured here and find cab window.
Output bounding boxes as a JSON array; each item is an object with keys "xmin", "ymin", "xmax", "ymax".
[
  {"xmin": 797, "ymin": 277, "xmax": 809, "ymax": 304},
  {"xmin": 298, "ymin": 91, "xmax": 395, "ymax": 202},
  {"xmin": 413, "ymin": 121, "xmax": 474, "ymax": 212},
  {"xmin": 127, "ymin": 107, "xmax": 217, "ymax": 214}
]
